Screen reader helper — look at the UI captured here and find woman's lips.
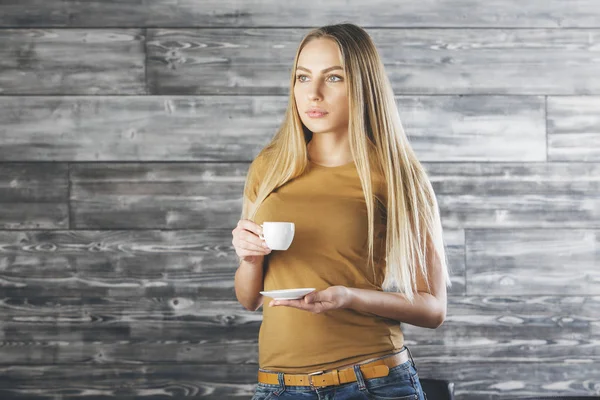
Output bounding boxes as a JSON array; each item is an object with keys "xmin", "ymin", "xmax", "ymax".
[{"xmin": 306, "ymin": 111, "xmax": 328, "ymax": 118}]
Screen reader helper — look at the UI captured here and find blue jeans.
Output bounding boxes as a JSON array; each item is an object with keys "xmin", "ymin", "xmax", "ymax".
[{"xmin": 251, "ymin": 349, "xmax": 427, "ymax": 400}]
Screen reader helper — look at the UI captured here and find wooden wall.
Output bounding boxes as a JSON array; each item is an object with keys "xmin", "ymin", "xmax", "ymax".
[{"xmin": 1, "ymin": 1, "xmax": 599, "ymax": 398}]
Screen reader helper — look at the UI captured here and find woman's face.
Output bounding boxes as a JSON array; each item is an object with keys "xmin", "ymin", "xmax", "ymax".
[{"xmin": 293, "ymin": 38, "xmax": 349, "ymax": 137}]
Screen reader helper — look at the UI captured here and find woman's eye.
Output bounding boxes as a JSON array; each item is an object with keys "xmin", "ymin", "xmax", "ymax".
[{"xmin": 296, "ymin": 75, "xmax": 342, "ymax": 83}]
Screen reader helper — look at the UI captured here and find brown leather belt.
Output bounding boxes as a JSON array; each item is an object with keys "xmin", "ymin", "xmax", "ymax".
[{"xmin": 257, "ymin": 350, "xmax": 410, "ymax": 389}]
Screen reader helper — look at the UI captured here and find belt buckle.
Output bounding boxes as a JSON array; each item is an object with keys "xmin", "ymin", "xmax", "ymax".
[{"xmin": 307, "ymin": 370, "xmax": 324, "ymax": 390}]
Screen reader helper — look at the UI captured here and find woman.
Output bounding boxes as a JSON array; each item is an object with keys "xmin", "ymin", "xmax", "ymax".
[{"xmin": 232, "ymin": 23, "xmax": 451, "ymax": 400}]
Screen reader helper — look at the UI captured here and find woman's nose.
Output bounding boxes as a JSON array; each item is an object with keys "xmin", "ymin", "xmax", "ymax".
[{"xmin": 307, "ymin": 83, "xmax": 322, "ymax": 101}]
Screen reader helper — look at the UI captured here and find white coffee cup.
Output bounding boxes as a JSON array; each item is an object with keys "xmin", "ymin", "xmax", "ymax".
[{"xmin": 259, "ymin": 222, "xmax": 295, "ymax": 250}]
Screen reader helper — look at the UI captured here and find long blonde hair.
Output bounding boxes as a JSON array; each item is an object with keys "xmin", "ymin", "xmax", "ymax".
[{"xmin": 241, "ymin": 23, "xmax": 451, "ymax": 302}]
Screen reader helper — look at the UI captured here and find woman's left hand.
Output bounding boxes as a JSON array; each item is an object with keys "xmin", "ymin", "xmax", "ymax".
[{"xmin": 268, "ymin": 286, "xmax": 352, "ymax": 313}]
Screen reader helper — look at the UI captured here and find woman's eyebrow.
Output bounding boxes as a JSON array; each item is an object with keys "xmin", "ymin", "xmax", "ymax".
[{"xmin": 296, "ymin": 66, "xmax": 343, "ymax": 74}]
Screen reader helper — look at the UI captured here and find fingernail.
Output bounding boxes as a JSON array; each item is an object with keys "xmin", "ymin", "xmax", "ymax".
[{"xmin": 262, "ymin": 242, "xmax": 269, "ymax": 248}]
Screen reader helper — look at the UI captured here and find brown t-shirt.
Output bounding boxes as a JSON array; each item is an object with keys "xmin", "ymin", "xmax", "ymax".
[{"xmin": 245, "ymin": 157, "xmax": 404, "ymax": 373}]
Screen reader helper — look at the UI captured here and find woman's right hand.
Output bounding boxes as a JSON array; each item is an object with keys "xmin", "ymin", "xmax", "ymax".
[{"xmin": 232, "ymin": 219, "xmax": 272, "ymax": 265}]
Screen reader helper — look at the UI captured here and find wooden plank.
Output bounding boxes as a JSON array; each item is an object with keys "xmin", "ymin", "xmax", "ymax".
[
  {"xmin": 0, "ymin": 95, "xmax": 543, "ymax": 162},
  {"xmin": 70, "ymin": 163, "xmax": 249, "ymax": 229},
  {"xmin": 0, "ymin": 29, "xmax": 145, "ymax": 95},
  {"xmin": 2, "ymin": 1, "xmax": 600, "ymax": 28},
  {"xmin": 0, "ymin": 229, "xmax": 464, "ymax": 297},
  {"xmin": 0, "ymin": 362, "xmax": 597, "ymax": 399},
  {"xmin": 548, "ymin": 96, "xmax": 600, "ymax": 161},
  {"xmin": 399, "ymin": 95, "xmax": 545, "ymax": 162},
  {"xmin": 0, "ymin": 96, "xmax": 283, "ymax": 162},
  {"xmin": 404, "ymin": 295, "xmax": 600, "ymax": 362},
  {"xmin": 0, "ymin": 164, "xmax": 68, "ymax": 229},
  {"xmin": 1, "ymin": 296, "xmax": 598, "ymax": 365},
  {"xmin": 0, "ymin": 229, "xmax": 241, "ymax": 298},
  {"xmin": 147, "ymin": 28, "xmax": 600, "ymax": 95},
  {"xmin": 0, "ymin": 297, "xmax": 260, "ymax": 365},
  {"xmin": 0, "ymin": 363, "xmax": 259, "ymax": 399},
  {"xmin": 417, "ymin": 362, "xmax": 600, "ymax": 400},
  {"xmin": 424, "ymin": 162, "xmax": 600, "ymax": 228},
  {"xmin": 466, "ymin": 229, "xmax": 600, "ymax": 295}
]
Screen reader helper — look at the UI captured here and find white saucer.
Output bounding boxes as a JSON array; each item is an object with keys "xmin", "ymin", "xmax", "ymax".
[{"xmin": 260, "ymin": 288, "xmax": 316, "ymax": 300}]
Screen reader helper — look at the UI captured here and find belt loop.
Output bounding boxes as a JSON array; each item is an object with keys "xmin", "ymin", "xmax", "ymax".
[
  {"xmin": 353, "ymin": 364, "xmax": 367, "ymax": 391},
  {"xmin": 404, "ymin": 345, "xmax": 418, "ymax": 372},
  {"xmin": 277, "ymin": 372, "xmax": 286, "ymax": 390}
]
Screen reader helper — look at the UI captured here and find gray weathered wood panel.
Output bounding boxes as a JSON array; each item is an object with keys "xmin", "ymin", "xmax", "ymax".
[
  {"xmin": 466, "ymin": 229, "xmax": 600, "ymax": 295},
  {"xmin": 2, "ymin": 1, "xmax": 600, "ymax": 28},
  {"xmin": 418, "ymin": 362, "xmax": 600, "ymax": 399},
  {"xmin": 70, "ymin": 163, "xmax": 250, "ymax": 229},
  {"xmin": 0, "ymin": 95, "xmax": 545, "ymax": 162},
  {"xmin": 0, "ymin": 96, "xmax": 284, "ymax": 161},
  {"xmin": 0, "ymin": 229, "xmax": 241, "ymax": 298},
  {"xmin": 426, "ymin": 162, "xmax": 600, "ymax": 228},
  {"xmin": 399, "ymin": 95, "xmax": 546, "ymax": 161},
  {"xmin": 0, "ymin": 29, "xmax": 146, "ymax": 95},
  {"xmin": 0, "ymin": 229, "xmax": 465, "ymax": 298},
  {"xmin": 147, "ymin": 28, "xmax": 600, "ymax": 95},
  {"xmin": 0, "ymin": 164, "xmax": 68, "ymax": 230},
  {"xmin": 0, "ymin": 363, "xmax": 259, "ymax": 399},
  {"xmin": 548, "ymin": 96, "xmax": 600, "ymax": 161}
]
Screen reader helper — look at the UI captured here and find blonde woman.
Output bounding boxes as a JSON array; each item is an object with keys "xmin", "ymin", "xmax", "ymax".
[{"xmin": 232, "ymin": 23, "xmax": 451, "ymax": 400}]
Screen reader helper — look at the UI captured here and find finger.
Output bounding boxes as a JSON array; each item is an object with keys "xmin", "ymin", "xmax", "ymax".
[
  {"xmin": 240, "ymin": 238, "xmax": 271, "ymax": 254},
  {"xmin": 304, "ymin": 291, "xmax": 321, "ymax": 304},
  {"xmin": 242, "ymin": 230, "xmax": 269, "ymax": 249},
  {"xmin": 237, "ymin": 219, "xmax": 263, "ymax": 237},
  {"xmin": 271, "ymin": 299, "xmax": 310, "ymax": 309},
  {"xmin": 238, "ymin": 250, "xmax": 269, "ymax": 257}
]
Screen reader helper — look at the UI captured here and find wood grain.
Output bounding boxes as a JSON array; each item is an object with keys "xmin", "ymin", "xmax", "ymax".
[
  {"xmin": 0, "ymin": 29, "xmax": 145, "ymax": 94},
  {"xmin": 466, "ymin": 229, "xmax": 600, "ymax": 295},
  {"xmin": 0, "ymin": 229, "xmax": 240, "ymax": 298},
  {"xmin": 70, "ymin": 163, "xmax": 252, "ymax": 229},
  {"xmin": 147, "ymin": 28, "xmax": 600, "ymax": 95},
  {"xmin": 0, "ymin": 363, "xmax": 259, "ymax": 399},
  {"xmin": 0, "ymin": 164, "xmax": 68, "ymax": 230},
  {"xmin": 548, "ymin": 96, "xmax": 600, "ymax": 161},
  {"xmin": 398, "ymin": 95, "xmax": 546, "ymax": 162},
  {"xmin": 2, "ymin": 1, "xmax": 600, "ymax": 28},
  {"xmin": 0, "ymin": 96, "xmax": 284, "ymax": 162},
  {"xmin": 424, "ymin": 162, "xmax": 600, "ymax": 228},
  {"xmin": 419, "ymin": 362, "xmax": 600, "ymax": 399}
]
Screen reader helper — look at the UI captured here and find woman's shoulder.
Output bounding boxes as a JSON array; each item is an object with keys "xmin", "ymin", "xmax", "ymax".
[{"xmin": 248, "ymin": 152, "xmax": 271, "ymax": 179}]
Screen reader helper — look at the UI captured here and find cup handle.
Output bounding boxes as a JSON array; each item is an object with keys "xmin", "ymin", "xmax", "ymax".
[{"xmin": 258, "ymin": 224, "xmax": 264, "ymax": 240}]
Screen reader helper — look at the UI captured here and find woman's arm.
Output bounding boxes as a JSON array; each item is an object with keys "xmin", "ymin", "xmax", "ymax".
[
  {"xmin": 346, "ymin": 285, "xmax": 446, "ymax": 329},
  {"xmin": 269, "ymin": 235, "xmax": 448, "ymax": 329},
  {"xmin": 234, "ymin": 258, "xmax": 266, "ymax": 311},
  {"xmin": 349, "ymin": 235, "xmax": 447, "ymax": 328}
]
